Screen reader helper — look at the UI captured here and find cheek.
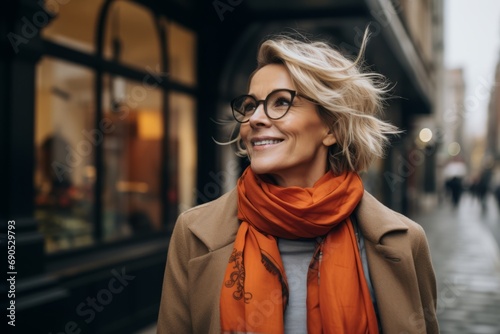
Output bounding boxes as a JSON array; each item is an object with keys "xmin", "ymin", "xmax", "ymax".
[
  {"xmin": 239, "ymin": 125, "xmax": 248, "ymax": 140},
  {"xmin": 285, "ymin": 122, "xmax": 326, "ymax": 146},
  {"xmin": 239, "ymin": 125, "xmax": 251, "ymax": 148}
]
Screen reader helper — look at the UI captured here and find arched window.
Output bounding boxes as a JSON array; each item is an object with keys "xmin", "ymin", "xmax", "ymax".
[{"xmin": 35, "ymin": 0, "xmax": 197, "ymax": 253}]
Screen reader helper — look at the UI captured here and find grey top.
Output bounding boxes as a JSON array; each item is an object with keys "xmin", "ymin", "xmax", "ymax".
[
  {"xmin": 278, "ymin": 237, "xmax": 316, "ymax": 333},
  {"xmin": 278, "ymin": 220, "xmax": 378, "ymax": 333}
]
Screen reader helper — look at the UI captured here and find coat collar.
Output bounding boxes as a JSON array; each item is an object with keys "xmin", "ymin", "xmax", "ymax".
[
  {"xmin": 187, "ymin": 188, "xmax": 239, "ymax": 252},
  {"xmin": 354, "ymin": 191, "xmax": 408, "ymax": 244},
  {"xmin": 187, "ymin": 188, "xmax": 408, "ymax": 250}
]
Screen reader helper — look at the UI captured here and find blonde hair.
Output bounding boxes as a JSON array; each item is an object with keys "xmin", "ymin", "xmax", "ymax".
[{"xmin": 232, "ymin": 30, "xmax": 400, "ymax": 174}]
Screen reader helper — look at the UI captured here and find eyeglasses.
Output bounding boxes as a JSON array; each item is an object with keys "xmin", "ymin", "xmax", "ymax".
[{"xmin": 231, "ymin": 89, "xmax": 315, "ymax": 123}]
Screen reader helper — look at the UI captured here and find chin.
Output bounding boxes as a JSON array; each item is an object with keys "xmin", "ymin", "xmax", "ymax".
[
  {"xmin": 249, "ymin": 164, "xmax": 270, "ymax": 176},
  {"xmin": 249, "ymin": 160, "xmax": 271, "ymax": 173},
  {"xmin": 249, "ymin": 160, "xmax": 282, "ymax": 177}
]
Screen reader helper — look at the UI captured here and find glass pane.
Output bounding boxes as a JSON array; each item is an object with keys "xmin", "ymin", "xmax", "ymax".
[
  {"xmin": 42, "ymin": 0, "xmax": 103, "ymax": 53},
  {"xmin": 102, "ymin": 74, "xmax": 163, "ymax": 241},
  {"xmin": 35, "ymin": 57, "xmax": 95, "ymax": 253},
  {"xmin": 170, "ymin": 93, "xmax": 197, "ymax": 215},
  {"xmin": 103, "ymin": 1, "xmax": 161, "ymax": 72},
  {"xmin": 166, "ymin": 21, "xmax": 197, "ymax": 86}
]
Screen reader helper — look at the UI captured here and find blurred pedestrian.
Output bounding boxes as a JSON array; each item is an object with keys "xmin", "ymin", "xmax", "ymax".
[
  {"xmin": 157, "ymin": 30, "xmax": 438, "ymax": 333},
  {"xmin": 475, "ymin": 167, "xmax": 493, "ymax": 213},
  {"xmin": 442, "ymin": 156, "xmax": 467, "ymax": 208},
  {"xmin": 445, "ymin": 176, "xmax": 462, "ymax": 207}
]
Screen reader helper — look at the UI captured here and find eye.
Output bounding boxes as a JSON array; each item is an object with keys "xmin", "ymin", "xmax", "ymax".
[
  {"xmin": 233, "ymin": 96, "xmax": 256, "ymax": 114},
  {"xmin": 275, "ymin": 97, "xmax": 291, "ymax": 106},
  {"xmin": 242, "ymin": 101, "xmax": 256, "ymax": 113},
  {"xmin": 271, "ymin": 96, "xmax": 292, "ymax": 110}
]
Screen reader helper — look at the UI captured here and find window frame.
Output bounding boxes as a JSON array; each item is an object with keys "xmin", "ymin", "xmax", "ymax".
[{"xmin": 38, "ymin": 0, "xmax": 197, "ymax": 260}]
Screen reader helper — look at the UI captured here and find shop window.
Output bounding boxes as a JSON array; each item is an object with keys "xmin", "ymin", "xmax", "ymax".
[
  {"xmin": 101, "ymin": 74, "xmax": 163, "ymax": 241},
  {"xmin": 35, "ymin": 58, "xmax": 96, "ymax": 253},
  {"xmin": 36, "ymin": 0, "xmax": 198, "ymax": 253},
  {"xmin": 42, "ymin": 0, "xmax": 103, "ymax": 53}
]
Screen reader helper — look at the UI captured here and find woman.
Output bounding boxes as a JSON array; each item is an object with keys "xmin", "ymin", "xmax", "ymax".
[{"xmin": 157, "ymin": 32, "xmax": 438, "ymax": 333}]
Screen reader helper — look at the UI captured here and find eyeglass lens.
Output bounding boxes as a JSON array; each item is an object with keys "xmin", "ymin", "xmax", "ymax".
[{"xmin": 232, "ymin": 90, "xmax": 294, "ymax": 122}]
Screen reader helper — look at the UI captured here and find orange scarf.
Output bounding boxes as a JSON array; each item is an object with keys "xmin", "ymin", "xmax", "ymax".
[{"xmin": 220, "ymin": 167, "xmax": 379, "ymax": 333}]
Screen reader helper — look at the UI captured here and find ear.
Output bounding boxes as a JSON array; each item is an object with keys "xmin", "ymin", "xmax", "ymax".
[{"xmin": 322, "ymin": 130, "xmax": 337, "ymax": 147}]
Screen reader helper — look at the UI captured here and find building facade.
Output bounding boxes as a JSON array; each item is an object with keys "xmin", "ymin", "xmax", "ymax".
[
  {"xmin": 487, "ymin": 61, "xmax": 500, "ymax": 161},
  {"xmin": 1, "ymin": 0, "xmax": 441, "ymax": 332}
]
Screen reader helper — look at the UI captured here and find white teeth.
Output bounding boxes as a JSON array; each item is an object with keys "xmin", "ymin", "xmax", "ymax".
[{"xmin": 253, "ymin": 139, "xmax": 282, "ymax": 146}]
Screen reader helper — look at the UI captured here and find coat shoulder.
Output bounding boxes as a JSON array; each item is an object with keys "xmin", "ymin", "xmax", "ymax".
[
  {"xmin": 175, "ymin": 188, "xmax": 238, "ymax": 251},
  {"xmin": 355, "ymin": 191, "xmax": 427, "ymax": 245},
  {"xmin": 390, "ymin": 210, "xmax": 428, "ymax": 245},
  {"xmin": 179, "ymin": 188, "xmax": 237, "ymax": 226}
]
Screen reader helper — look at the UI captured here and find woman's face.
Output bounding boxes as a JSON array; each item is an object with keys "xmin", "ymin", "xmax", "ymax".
[{"xmin": 240, "ymin": 64, "xmax": 336, "ymax": 188}]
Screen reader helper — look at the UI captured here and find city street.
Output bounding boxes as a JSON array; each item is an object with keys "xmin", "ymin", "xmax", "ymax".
[{"xmin": 414, "ymin": 194, "xmax": 500, "ymax": 333}]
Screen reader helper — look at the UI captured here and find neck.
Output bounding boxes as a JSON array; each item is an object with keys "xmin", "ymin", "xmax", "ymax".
[{"xmin": 265, "ymin": 168, "xmax": 330, "ymax": 188}]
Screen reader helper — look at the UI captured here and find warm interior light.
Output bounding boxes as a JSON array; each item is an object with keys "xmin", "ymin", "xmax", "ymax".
[
  {"xmin": 137, "ymin": 110, "xmax": 163, "ymax": 139},
  {"xmin": 116, "ymin": 181, "xmax": 149, "ymax": 193}
]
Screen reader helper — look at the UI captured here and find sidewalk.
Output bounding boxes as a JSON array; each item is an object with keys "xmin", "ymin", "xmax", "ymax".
[{"xmin": 413, "ymin": 194, "xmax": 500, "ymax": 334}]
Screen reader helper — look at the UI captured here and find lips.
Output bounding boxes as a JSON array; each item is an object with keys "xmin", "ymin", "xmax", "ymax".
[
  {"xmin": 250, "ymin": 136, "xmax": 284, "ymax": 147},
  {"xmin": 252, "ymin": 139, "xmax": 283, "ymax": 146}
]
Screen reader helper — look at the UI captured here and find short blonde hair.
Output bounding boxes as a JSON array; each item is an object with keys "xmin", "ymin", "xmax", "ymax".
[{"xmin": 234, "ymin": 30, "xmax": 399, "ymax": 174}]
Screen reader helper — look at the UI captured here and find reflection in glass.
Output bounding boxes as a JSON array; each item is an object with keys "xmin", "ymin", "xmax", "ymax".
[
  {"xmin": 104, "ymin": 1, "xmax": 161, "ymax": 72},
  {"xmin": 102, "ymin": 74, "xmax": 163, "ymax": 241},
  {"xmin": 35, "ymin": 57, "xmax": 95, "ymax": 253},
  {"xmin": 42, "ymin": 0, "xmax": 103, "ymax": 53},
  {"xmin": 166, "ymin": 20, "xmax": 197, "ymax": 86}
]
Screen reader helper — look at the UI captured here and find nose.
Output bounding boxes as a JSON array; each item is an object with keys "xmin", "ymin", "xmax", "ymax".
[{"xmin": 248, "ymin": 102, "xmax": 271, "ymax": 127}]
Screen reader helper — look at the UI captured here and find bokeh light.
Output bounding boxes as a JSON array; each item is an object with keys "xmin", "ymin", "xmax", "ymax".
[
  {"xmin": 419, "ymin": 128, "xmax": 433, "ymax": 143},
  {"xmin": 448, "ymin": 142, "xmax": 461, "ymax": 156}
]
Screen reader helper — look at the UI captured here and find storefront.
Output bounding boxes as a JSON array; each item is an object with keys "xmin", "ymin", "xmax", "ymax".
[
  {"xmin": 1, "ymin": 0, "xmax": 438, "ymax": 332},
  {"xmin": 2, "ymin": 0, "xmax": 198, "ymax": 332}
]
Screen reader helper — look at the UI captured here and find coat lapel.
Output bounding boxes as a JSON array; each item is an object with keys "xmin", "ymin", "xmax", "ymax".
[
  {"xmin": 188, "ymin": 188, "xmax": 239, "ymax": 251},
  {"xmin": 355, "ymin": 191, "xmax": 423, "ymax": 332},
  {"xmin": 355, "ymin": 191, "xmax": 409, "ymax": 245},
  {"xmin": 184, "ymin": 189, "xmax": 239, "ymax": 334}
]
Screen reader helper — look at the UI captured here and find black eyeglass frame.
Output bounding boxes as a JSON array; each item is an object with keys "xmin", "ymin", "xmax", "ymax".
[{"xmin": 230, "ymin": 88, "xmax": 316, "ymax": 123}]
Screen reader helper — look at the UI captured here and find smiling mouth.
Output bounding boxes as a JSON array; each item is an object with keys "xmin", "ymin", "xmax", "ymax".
[{"xmin": 252, "ymin": 139, "xmax": 283, "ymax": 147}]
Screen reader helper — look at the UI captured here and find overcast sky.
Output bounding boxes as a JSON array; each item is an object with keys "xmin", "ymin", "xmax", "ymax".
[{"xmin": 444, "ymin": 0, "xmax": 500, "ymax": 138}]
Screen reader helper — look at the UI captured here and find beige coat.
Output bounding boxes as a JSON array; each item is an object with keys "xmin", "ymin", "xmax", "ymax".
[{"xmin": 157, "ymin": 189, "xmax": 438, "ymax": 334}]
